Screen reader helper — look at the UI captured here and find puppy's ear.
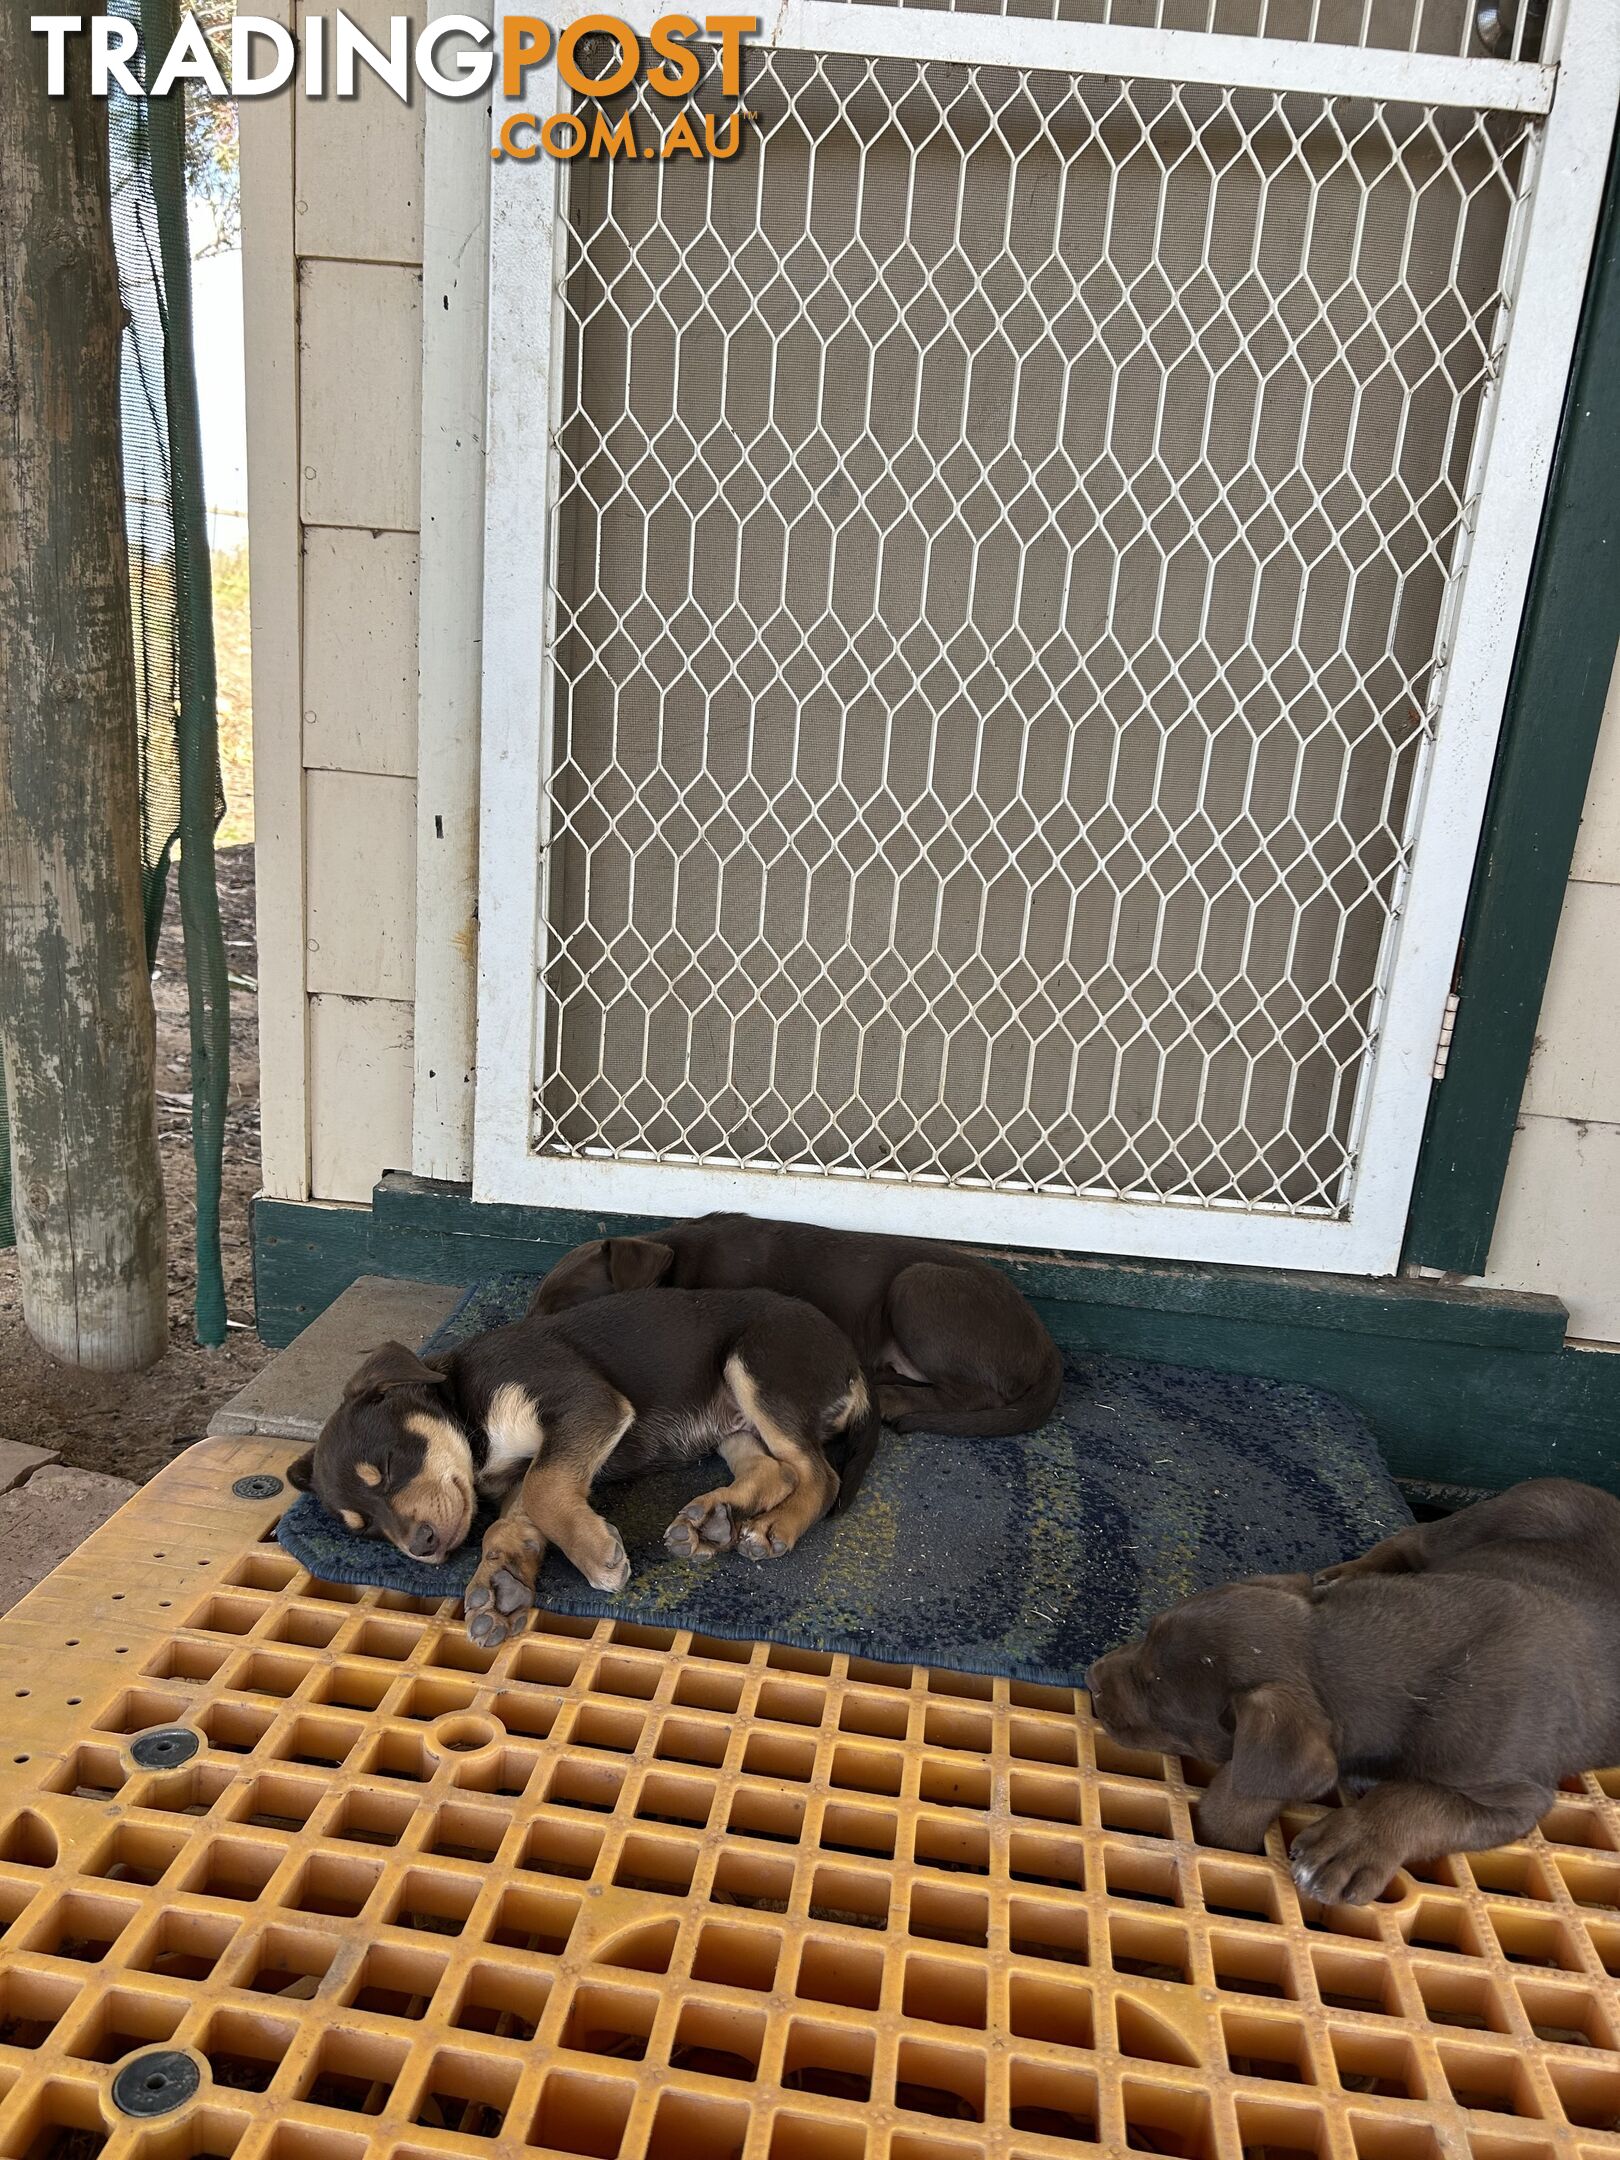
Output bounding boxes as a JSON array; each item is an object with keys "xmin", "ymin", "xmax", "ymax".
[
  {"xmin": 342, "ymin": 1341, "xmax": 449, "ymax": 1403},
  {"xmin": 607, "ymin": 1238, "xmax": 675, "ymax": 1293},
  {"xmin": 286, "ymin": 1449, "xmax": 315, "ymax": 1491},
  {"xmin": 1228, "ymin": 1681, "xmax": 1337, "ymax": 1801},
  {"xmin": 530, "ymin": 1240, "xmax": 613, "ymax": 1313}
]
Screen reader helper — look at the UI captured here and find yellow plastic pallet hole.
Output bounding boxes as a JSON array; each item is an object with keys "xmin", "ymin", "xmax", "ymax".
[{"xmin": 1, "ymin": 1437, "xmax": 1619, "ymax": 2160}]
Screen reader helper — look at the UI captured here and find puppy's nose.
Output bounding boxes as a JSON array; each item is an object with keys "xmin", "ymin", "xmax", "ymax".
[{"xmin": 408, "ymin": 1523, "xmax": 441, "ymax": 1558}]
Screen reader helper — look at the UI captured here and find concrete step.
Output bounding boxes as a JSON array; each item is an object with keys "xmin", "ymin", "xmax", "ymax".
[{"xmin": 207, "ymin": 1274, "xmax": 465, "ymax": 1443}]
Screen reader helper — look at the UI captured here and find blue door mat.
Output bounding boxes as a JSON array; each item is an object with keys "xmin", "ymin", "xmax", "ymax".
[{"xmin": 278, "ymin": 1273, "xmax": 1413, "ymax": 1685}]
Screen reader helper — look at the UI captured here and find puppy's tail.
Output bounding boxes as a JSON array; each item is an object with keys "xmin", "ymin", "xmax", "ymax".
[
  {"xmin": 886, "ymin": 1339, "xmax": 1065, "ymax": 1438},
  {"xmin": 827, "ymin": 1375, "xmax": 883, "ymax": 1514}
]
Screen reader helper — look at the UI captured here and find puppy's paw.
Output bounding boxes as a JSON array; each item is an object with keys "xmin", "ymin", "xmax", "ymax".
[
  {"xmin": 664, "ymin": 1495, "xmax": 736, "ymax": 1561},
  {"xmin": 1288, "ymin": 1811, "xmax": 1398, "ymax": 1907},
  {"xmin": 583, "ymin": 1528, "xmax": 632, "ymax": 1594},
  {"xmin": 737, "ymin": 1513, "xmax": 794, "ymax": 1562},
  {"xmin": 463, "ymin": 1560, "xmax": 535, "ymax": 1647}
]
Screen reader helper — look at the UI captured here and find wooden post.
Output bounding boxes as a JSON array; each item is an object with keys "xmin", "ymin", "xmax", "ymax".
[{"xmin": 0, "ymin": 13, "xmax": 168, "ymax": 1368}]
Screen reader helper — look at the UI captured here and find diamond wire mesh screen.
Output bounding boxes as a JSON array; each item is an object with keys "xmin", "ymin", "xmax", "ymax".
[{"xmin": 535, "ymin": 58, "xmax": 1531, "ymax": 1218}]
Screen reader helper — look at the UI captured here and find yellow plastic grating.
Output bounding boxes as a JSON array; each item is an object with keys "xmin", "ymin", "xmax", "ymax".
[{"xmin": 2, "ymin": 1439, "xmax": 1620, "ymax": 2160}]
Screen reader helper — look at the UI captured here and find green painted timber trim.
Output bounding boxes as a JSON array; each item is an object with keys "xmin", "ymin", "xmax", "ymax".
[
  {"xmin": 251, "ymin": 1196, "xmax": 376, "ymax": 1348},
  {"xmin": 251, "ymin": 1180, "xmax": 1620, "ymax": 1494},
  {"xmin": 372, "ymin": 1173, "xmax": 668, "ymax": 1254},
  {"xmin": 369, "ymin": 1174, "xmax": 1564, "ymax": 1353},
  {"xmin": 1405, "ymin": 109, "xmax": 1620, "ymax": 1275}
]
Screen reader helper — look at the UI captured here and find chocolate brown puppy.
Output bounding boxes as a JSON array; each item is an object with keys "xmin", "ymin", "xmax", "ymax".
[
  {"xmin": 1086, "ymin": 1480, "xmax": 1620, "ymax": 1904},
  {"xmin": 532, "ymin": 1211, "xmax": 1062, "ymax": 1436},
  {"xmin": 287, "ymin": 1287, "xmax": 879, "ymax": 1646}
]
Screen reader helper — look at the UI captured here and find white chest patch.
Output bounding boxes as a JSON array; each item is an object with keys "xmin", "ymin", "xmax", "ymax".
[{"xmin": 477, "ymin": 1381, "xmax": 545, "ymax": 1494}]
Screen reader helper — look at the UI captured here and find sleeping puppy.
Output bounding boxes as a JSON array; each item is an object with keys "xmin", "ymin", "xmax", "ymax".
[
  {"xmin": 531, "ymin": 1211, "xmax": 1063, "ymax": 1437},
  {"xmin": 1086, "ymin": 1479, "xmax": 1620, "ymax": 1905},
  {"xmin": 287, "ymin": 1287, "xmax": 879, "ymax": 1647}
]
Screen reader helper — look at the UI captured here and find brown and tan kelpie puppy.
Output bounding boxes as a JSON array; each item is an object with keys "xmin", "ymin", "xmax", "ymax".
[
  {"xmin": 1086, "ymin": 1480, "xmax": 1620, "ymax": 1905},
  {"xmin": 531, "ymin": 1212, "xmax": 1063, "ymax": 1436},
  {"xmin": 287, "ymin": 1287, "xmax": 879, "ymax": 1646}
]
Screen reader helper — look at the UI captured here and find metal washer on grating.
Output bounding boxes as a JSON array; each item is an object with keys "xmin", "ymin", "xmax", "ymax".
[
  {"xmin": 111, "ymin": 2051, "xmax": 201, "ymax": 2118},
  {"xmin": 129, "ymin": 1727, "xmax": 201, "ymax": 1770}
]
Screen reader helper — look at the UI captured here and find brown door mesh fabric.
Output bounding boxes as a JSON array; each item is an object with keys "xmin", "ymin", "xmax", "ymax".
[{"xmin": 3, "ymin": 1438, "xmax": 1620, "ymax": 2159}]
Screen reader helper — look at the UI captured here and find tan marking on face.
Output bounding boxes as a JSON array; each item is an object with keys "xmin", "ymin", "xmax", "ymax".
[
  {"xmin": 387, "ymin": 1410, "xmax": 477, "ymax": 1560},
  {"xmin": 355, "ymin": 1461, "xmax": 382, "ymax": 1487},
  {"xmin": 403, "ymin": 1409, "xmax": 473, "ymax": 1466},
  {"xmin": 341, "ymin": 1508, "xmax": 365, "ymax": 1531},
  {"xmin": 481, "ymin": 1382, "xmax": 546, "ymax": 1487}
]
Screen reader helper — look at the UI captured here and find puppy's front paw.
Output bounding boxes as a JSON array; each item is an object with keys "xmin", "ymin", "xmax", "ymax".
[
  {"xmin": 1288, "ymin": 1810, "xmax": 1398, "ymax": 1907},
  {"xmin": 463, "ymin": 1558, "xmax": 536, "ymax": 1647},
  {"xmin": 583, "ymin": 1527, "xmax": 631, "ymax": 1594},
  {"xmin": 664, "ymin": 1494, "xmax": 736, "ymax": 1561}
]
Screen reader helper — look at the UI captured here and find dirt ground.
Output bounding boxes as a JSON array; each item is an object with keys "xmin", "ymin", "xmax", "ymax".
[{"xmin": 0, "ymin": 844, "xmax": 273, "ymax": 1484}]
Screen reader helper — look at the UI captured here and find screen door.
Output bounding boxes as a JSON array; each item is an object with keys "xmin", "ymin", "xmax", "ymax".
[{"xmin": 475, "ymin": 0, "xmax": 1619, "ymax": 1271}]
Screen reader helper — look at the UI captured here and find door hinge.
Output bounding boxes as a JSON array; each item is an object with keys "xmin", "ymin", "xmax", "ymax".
[{"xmin": 1431, "ymin": 991, "xmax": 1461, "ymax": 1082}]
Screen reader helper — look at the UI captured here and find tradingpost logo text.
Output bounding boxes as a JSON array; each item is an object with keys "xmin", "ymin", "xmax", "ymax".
[
  {"xmin": 496, "ymin": 15, "xmax": 754, "ymax": 161},
  {"xmin": 32, "ymin": 10, "xmax": 758, "ymax": 160}
]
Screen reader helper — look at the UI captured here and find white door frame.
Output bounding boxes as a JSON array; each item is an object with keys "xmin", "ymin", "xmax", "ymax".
[
  {"xmin": 413, "ymin": 11, "xmax": 494, "ymax": 1187},
  {"xmin": 463, "ymin": 0, "xmax": 1620, "ymax": 1273}
]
